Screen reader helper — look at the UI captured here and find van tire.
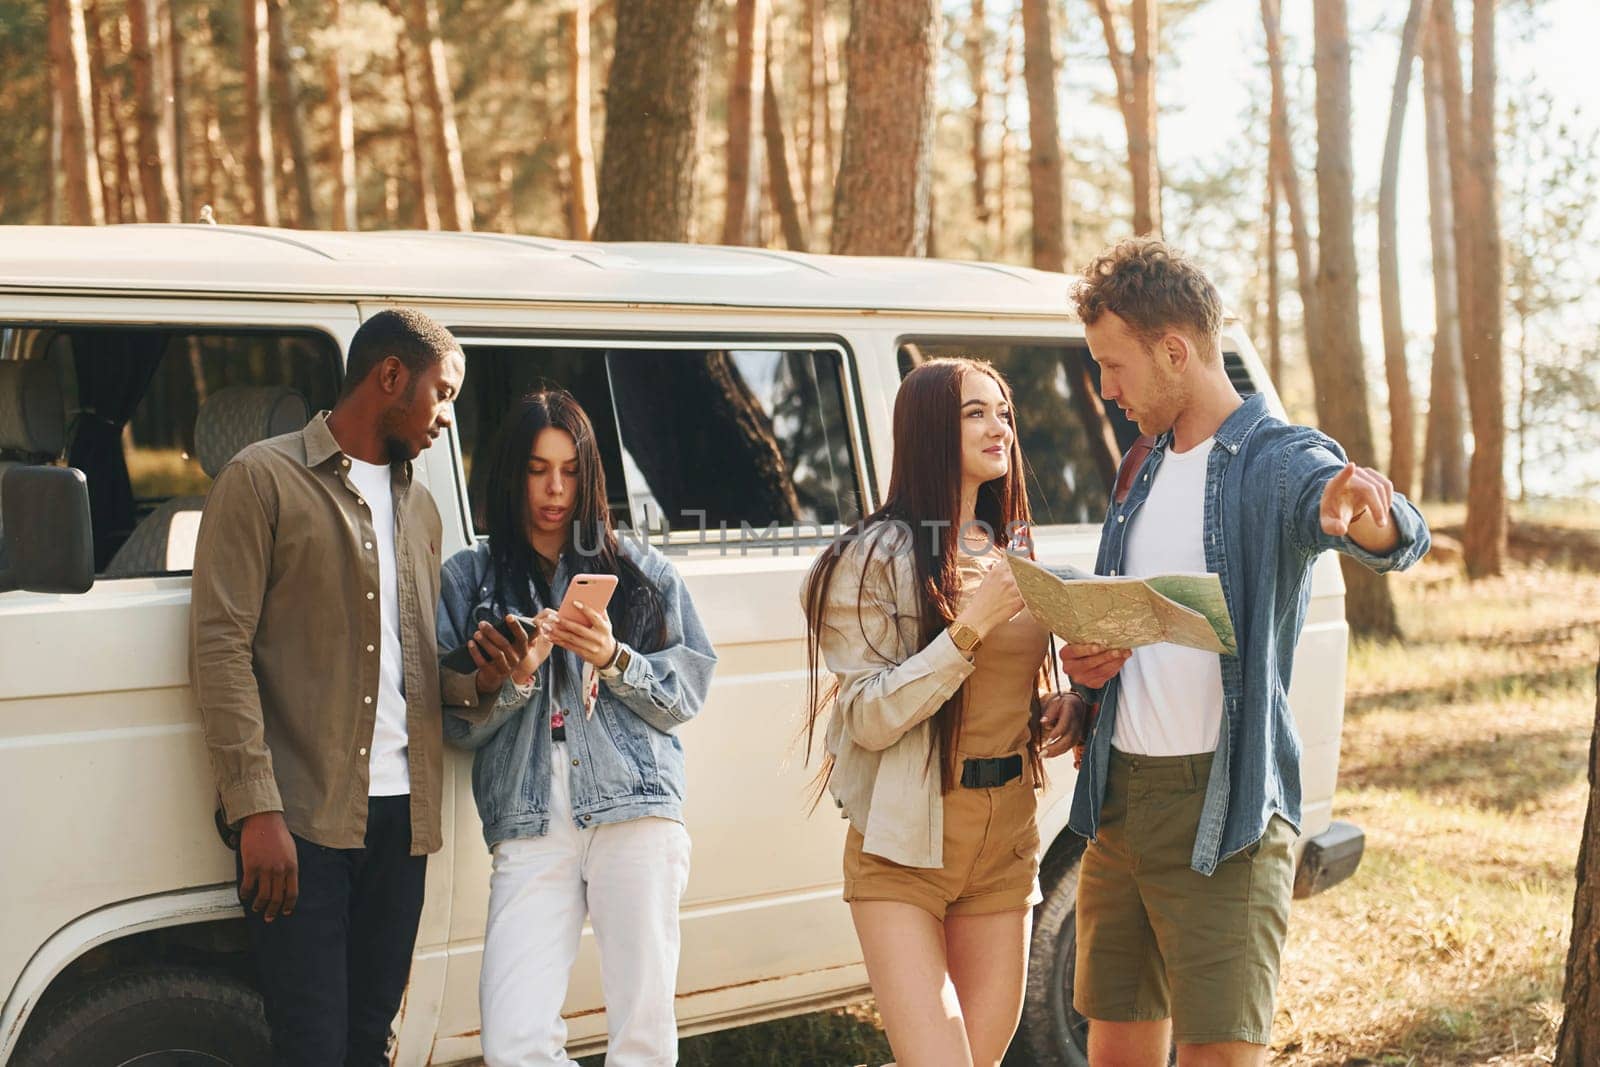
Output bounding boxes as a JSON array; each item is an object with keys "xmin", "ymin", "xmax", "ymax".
[
  {"xmin": 13, "ymin": 964, "xmax": 270, "ymax": 1067},
  {"xmin": 1007, "ymin": 845, "xmax": 1090, "ymax": 1067}
]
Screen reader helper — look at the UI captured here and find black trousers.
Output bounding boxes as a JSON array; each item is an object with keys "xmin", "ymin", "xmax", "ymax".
[{"xmin": 238, "ymin": 794, "xmax": 427, "ymax": 1067}]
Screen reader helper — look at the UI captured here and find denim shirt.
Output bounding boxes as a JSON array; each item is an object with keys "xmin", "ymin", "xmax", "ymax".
[
  {"xmin": 1067, "ymin": 393, "xmax": 1430, "ymax": 875},
  {"xmin": 437, "ymin": 538, "xmax": 717, "ymax": 849}
]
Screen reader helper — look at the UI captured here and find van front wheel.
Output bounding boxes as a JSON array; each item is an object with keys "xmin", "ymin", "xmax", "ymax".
[
  {"xmin": 13, "ymin": 964, "xmax": 270, "ymax": 1067},
  {"xmin": 1008, "ymin": 846, "xmax": 1090, "ymax": 1067}
]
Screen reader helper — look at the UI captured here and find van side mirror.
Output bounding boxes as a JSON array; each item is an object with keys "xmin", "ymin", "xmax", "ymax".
[{"xmin": 0, "ymin": 466, "xmax": 95, "ymax": 594}]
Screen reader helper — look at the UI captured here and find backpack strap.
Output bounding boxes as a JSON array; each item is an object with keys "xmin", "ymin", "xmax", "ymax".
[{"xmin": 1113, "ymin": 434, "xmax": 1158, "ymax": 505}]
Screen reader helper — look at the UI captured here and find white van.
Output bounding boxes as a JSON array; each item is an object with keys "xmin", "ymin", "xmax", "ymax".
[{"xmin": 0, "ymin": 226, "xmax": 1363, "ymax": 1067}]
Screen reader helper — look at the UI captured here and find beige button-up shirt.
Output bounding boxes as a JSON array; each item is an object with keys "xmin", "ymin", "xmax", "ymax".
[
  {"xmin": 190, "ymin": 413, "xmax": 476, "ymax": 855},
  {"xmin": 816, "ymin": 522, "xmax": 977, "ymax": 868}
]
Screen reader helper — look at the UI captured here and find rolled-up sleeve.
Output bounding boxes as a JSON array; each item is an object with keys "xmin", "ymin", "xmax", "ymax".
[
  {"xmin": 816, "ymin": 536, "xmax": 975, "ymax": 752},
  {"xmin": 190, "ymin": 462, "xmax": 282, "ymax": 825},
  {"xmin": 604, "ymin": 558, "xmax": 718, "ymax": 735}
]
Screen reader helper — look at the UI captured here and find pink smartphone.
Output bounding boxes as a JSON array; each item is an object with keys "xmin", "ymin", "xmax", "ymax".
[{"xmin": 558, "ymin": 573, "xmax": 619, "ymax": 625}]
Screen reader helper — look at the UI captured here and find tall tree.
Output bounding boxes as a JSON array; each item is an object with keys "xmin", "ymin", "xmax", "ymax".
[
  {"xmin": 1314, "ymin": 0, "xmax": 1398, "ymax": 637},
  {"xmin": 1091, "ymin": 0, "xmax": 1161, "ymax": 236},
  {"xmin": 965, "ymin": 0, "xmax": 990, "ymax": 227},
  {"xmin": 803, "ymin": 0, "xmax": 838, "ymax": 236},
  {"xmin": 268, "ymin": 0, "xmax": 316, "ymax": 228},
  {"xmin": 763, "ymin": 52, "xmax": 809, "ymax": 251},
  {"xmin": 1262, "ymin": 0, "xmax": 1321, "ymax": 363},
  {"xmin": 1419, "ymin": 14, "xmax": 1468, "ymax": 502},
  {"xmin": 1461, "ymin": 0, "xmax": 1506, "ymax": 575},
  {"xmin": 563, "ymin": 0, "xmax": 598, "ymax": 240},
  {"xmin": 722, "ymin": 0, "xmax": 767, "ymax": 245},
  {"xmin": 1020, "ymin": 0, "xmax": 1066, "ymax": 273},
  {"xmin": 1377, "ymin": 0, "xmax": 1427, "ymax": 496},
  {"xmin": 1557, "ymin": 657, "xmax": 1600, "ymax": 1064},
  {"xmin": 408, "ymin": 0, "xmax": 473, "ymax": 230},
  {"xmin": 241, "ymin": 0, "xmax": 277, "ymax": 225},
  {"xmin": 830, "ymin": 0, "xmax": 941, "ymax": 256},
  {"xmin": 48, "ymin": 0, "xmax": 105, "ymax": 225},
  {"xmin": 594, "ymin": 0, "xmax": 715, "ymax": 242},
  {"xmin": 83, "ymin": 0, "xmax": 122, "ymax": 223},
  {"xmin": 128, "ymin": 0, "xmax": 177, "ymax": 221},
  {"xmin": 994, "ymin": 13, "xmax": 1019, "ymax": 252},
  {"xmin": 1264, "ymin": 149, "xmax": 1283, "ymax": 387},
  {"xmin": 325, "ymin": 0, "xmax": 357, "ymax": 230},
  {"xmin": 393, "ymin": 10, "xmax": 440, "ymax": 231},
  {"xmin": 168, "ymin": 0, "xmax": 191, "ymax": 221}
]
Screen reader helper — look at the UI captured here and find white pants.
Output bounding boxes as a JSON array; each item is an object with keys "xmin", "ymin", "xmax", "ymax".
[{"xmin": 479, "ymin": 742, "xmax": 692, "ymax": 1067}]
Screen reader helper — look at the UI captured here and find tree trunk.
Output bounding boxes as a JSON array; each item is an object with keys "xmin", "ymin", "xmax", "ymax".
[
  {"xmin": 409, "ymin": 0, "xmax": 473, "ymax": 231},
  {"xmin": 168, "ymin": 0, "xmax": 191, "ymax": 221},
  {"xmin": 764, "ymin": 53, "xmax": 809, "ymax": 251},
  {"xmin": 128, "ymin": 0, "xmax": 177, "ymax": 221},
  {"xmin": 241, "ymin": 0, "xmax": 277, "ymax": 225},
  {"xmin": 966, "ymin": 0, "xmax": 990, "ymax": 227},
  {"xmin": 830, "ymin": 0, "xmax": 941, "ymax": 257},
  {"xmin": 1266, "ymin": 147, "xmax": 1282, "ymax": 386},
  {"xmin": 564, "ymin": 0, "xmax": 599, "ymax": 239},
  {"xmin": 804, "ymin": 0, "xmax": 839, "ymax": 238},
  {"xmin": 268, "ymin": 0, "xmax": 316, "ymax": 228},
  {"xmin": 1419, "ymin": 15, "xmax": 1467, "ymax": 502},
  {"xmin": 325, "ymin": 0, "xmax": 357, "ymax": 230},
  {"xmin": 1262, "ymin": 0, "xmax": 1321, "ymax": 371},
  {"xmin": 48, "ymin": 74, "xmax": 62, "ymax": 224},
  {"xmin": 1128, "ymin": 0, "xmax": 1159, "ymax": 236},
  {"xmin": 1313, "ymin": 0, "xmax": 1398, "ymax": 638},
  {"xmin": 83, "ymin": 0, "xmax": 120, "ymax": 223},
  {"xmin": 1020, "ymin": 0, "xmax": 1066, "ymax": 274},
  {"xmin": 1556, "ymin": 655, "xmax": 1600, "ymax": 1064},
  {"xmin": 393, "ymin": 13, "xmax": 440, "ymax": 231},
  {"xmin": 49, "ymin": 0, "xmax": 105, "ymax": 225},
  {"xmin": 594, "ymin": 0, "xmax": 715, "ymax": 242},
  {"xmin": 1377, "ymin": 0, "xmax": 1426, "ymax": 496},
  {"xmin": 722, "ymin": 0, "xmax": 767, "ymax": 246},
  {"xmin": 1461, "ymin": 0, "xmax": 1506, "ymax": 577},
  {"xmin": 995, "ymin": 14, "xmax": 1018, "ymax": 253}
]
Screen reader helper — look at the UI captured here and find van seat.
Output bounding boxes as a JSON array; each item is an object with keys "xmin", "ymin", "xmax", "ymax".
[
  {"xmin": 104, "ymin": 386, "xmax": 309, "ymax": 577},
  {"xmin": 0, "ymin": 359, "xmax": 68, "ymax": 547}
]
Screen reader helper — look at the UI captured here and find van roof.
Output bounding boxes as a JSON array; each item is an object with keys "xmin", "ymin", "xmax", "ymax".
[{"xmin": 0, "ymin": 225, "xmax": 1080, "ymax": 317}]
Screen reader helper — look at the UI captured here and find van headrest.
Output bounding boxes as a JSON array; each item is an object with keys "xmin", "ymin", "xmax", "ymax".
[
  {"xmin": 195, "ymin": 386, "xmax": 310, "ymax": 478},
  {"xmin": 0, "ymin": 360, "xmax": 66, "ymax": 457}
]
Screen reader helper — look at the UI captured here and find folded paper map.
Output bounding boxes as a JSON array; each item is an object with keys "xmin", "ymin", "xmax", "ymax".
[{"xmin": 1004, "ymin": 555, "xmax": 1238, "ymax": 656}]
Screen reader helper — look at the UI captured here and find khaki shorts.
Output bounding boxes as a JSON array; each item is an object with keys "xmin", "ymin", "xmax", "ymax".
[
  {"xmin": 1074, "ymin": 748, "xmax": 1296, "ymax": 1046},
  {"xmin": 843, "ymin": 770, "xmax": 1043, "ymax": 921}
]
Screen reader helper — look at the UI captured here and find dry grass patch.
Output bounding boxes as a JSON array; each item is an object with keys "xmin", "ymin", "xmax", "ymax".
[{"xmin": 1273, "ymin": 555, "xmax": 1598, "ymax": 1065}]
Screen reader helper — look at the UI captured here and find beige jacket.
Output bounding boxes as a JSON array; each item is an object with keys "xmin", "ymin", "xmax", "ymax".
[{"xmin": 816, "ymin": 522, "xmax": 975, "ymax": 868}]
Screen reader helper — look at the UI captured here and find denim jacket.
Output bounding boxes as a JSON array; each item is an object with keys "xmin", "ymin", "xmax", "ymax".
[
  {"xmin": 437, "ymin": 538, "xmax": 717, "ymax": 849},
  {"xmin": 1067, "ymin": 393, "xmax": 1430, "ymax": 875}
]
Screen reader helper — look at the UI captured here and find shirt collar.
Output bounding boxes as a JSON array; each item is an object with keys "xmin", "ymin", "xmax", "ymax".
[
  {"xmin": 301, "ymin": 410, "xmax": 414, "ymax": 482},
  {"xmin": 1210, "ymin": 392, "xmax": 1270, "ymax": 455}
]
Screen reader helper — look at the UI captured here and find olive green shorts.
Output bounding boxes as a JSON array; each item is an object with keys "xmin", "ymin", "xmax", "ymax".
[{"xmin": 1073, "ymin": 748, "xmax": 1296, "ymax": 1046}]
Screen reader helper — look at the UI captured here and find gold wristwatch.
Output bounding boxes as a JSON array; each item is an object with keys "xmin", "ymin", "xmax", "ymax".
[{"xmin": 948, "ymin": 622, "xmax": 982, "ymax": 655}]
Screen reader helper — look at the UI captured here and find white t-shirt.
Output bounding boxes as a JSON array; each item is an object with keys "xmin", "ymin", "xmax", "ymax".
[
  {"xmin": 347, "ymin": 458, "xmax": 411, "ymax": 796},
  {"xmin": 1112, "ymin": 437, "xmax": 1225, "ymax": 757}
]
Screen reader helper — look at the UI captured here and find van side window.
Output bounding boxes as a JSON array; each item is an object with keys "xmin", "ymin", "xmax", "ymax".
[
  {"xmin": 897, "ymin": 341, "xmax": 1257, "ymax": 527},
  {"xmin": 0, "ymin": 326, "xmax": 339, "ymax": 578},
  {"xmin": 455, "ymin": 343, "xmax": 864, "ymax": 539}
]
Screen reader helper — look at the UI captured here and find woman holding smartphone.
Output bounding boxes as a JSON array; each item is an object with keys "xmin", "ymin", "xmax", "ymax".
[
  {"xmin": 800, "ymin": 358, "xmax": 1088, "ymax": 1067},
  {"xmin": 437, "ymin": 389, "xmax": 717, "ymax": 1067}
]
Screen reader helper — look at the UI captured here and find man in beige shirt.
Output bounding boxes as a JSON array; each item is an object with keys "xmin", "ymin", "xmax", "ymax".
[{"xmin": 190, "ymin": 307, "xmax": 478, "ymax": 1065}]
